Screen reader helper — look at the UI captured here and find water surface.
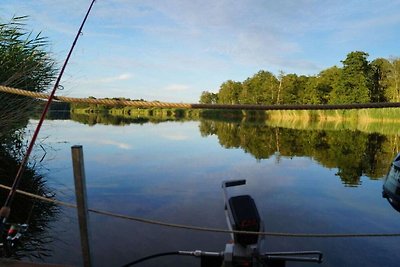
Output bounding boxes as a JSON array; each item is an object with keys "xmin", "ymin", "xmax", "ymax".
[{"xmin": 7, "ymin": 116, "xmax": 400, "ymax": 266}]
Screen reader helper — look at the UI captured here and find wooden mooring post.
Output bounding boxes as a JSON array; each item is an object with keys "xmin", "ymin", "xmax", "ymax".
[{"xmin": 71, "ymin": 145, "xmax": 92, "ymax": 267}]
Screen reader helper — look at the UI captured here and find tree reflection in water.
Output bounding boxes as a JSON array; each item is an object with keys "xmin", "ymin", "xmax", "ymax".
[
  {"xmin": 68, "ymin": 111, "xmax": 399, "ymax": 186},
  {"xmin": 199, "ymin": 119, "xmax": 396, "ymax": 186}
]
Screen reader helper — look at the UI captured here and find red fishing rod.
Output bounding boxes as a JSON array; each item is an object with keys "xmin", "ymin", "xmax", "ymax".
[{"xmin": 0, "ymin": 0, "xmax": 97, "ymax": 226}]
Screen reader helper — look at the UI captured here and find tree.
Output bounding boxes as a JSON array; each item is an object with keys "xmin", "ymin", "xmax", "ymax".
[
  {"xmin": 276, "ymin": 70, "xmax": 285, "ymax": 104},
  {"xmin": 302, "ymin": 67, "xmax": 342, "ymax": 105},
  {"xmin": 197, "ymin": 51, "xmax": 399, "ymax": 106},
  {"xmin": 301, "ymin": 76, "xmax": 320, "ymax": 104},
  {"xmin": 280, "ymin": 73, "xmax": 300, "ymax": 104},
  {"xmin": 295, "ymin": 75, "xmax": 311, "ymax": 104},
  {"xmin": 240, "ymin": 70, "xmax": 278, "ymax": 104},
  {"xmin": 199, "ymin": 91, "xmax": 218, "ymax": 104},
  {"xmin": 370, "ymin": 58, "xmax": 391, "ymax": 102},
  {"xmin": 331, "ymin": 51, "xmax": 372, "ymax": 104},
  {"xmin": 217, "ymin": 80, "xmax": 242, "ymax": 104},
  {"xmin": 385, "ymin": 57, "xmax": 400, "ymax": 102},
  {"xmin": 315, "ymin": 66, "xmax": 341, "ymax": 104}
]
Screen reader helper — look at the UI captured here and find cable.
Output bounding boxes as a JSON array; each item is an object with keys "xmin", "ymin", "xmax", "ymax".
[
  {"xmin": 121, "ymin": 251, "xmax": 181, "ymax": 266},
  {"xmin": 2, "ymin": 183, "xmax": 400, "ymax": 239}
]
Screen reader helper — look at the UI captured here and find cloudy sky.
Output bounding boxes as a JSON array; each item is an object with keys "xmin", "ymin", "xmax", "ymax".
[{"xmin": 2, "ymin": 0, "xmax": 400, "ymax": 102}]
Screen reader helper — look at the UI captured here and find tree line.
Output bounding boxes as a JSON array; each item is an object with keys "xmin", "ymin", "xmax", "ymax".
[{"xmin": 200, "ymin": 51, "xmax": 400, "ymax": 105}]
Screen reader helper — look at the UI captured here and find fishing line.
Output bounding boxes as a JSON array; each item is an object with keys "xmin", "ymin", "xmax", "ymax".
[{"xmin": 0, "ymin": 0, "xmax": 97, "ymax": 227}]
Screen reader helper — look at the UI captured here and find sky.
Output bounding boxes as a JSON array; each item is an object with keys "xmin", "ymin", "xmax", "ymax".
[{"xmin": 1, "ymin": 0, "xmax": 400, "ymax": 103}]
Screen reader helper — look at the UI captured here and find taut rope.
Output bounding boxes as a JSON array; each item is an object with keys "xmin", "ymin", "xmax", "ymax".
[{"xmin": 2, "ymin": 85, "xmax": 400, "ymax": 110}]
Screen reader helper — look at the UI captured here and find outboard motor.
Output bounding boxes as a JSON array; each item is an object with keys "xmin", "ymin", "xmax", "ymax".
[
  {"xmin": 222, "ymin": 179, "xmax": 263, "ymax": 267},
  {"xmin": 122, "ymin": 179, "xmax": 323, "ymax": 267},
  {"xmin": 221, "ymin": 180, "xmax": 322, "ymax": 267},
  {"xmin": 223, "ymin": 180, "xmax": 262, "ymax": 246}
]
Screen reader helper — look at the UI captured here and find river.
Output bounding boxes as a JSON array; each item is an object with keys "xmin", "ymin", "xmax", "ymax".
[{"xmin": 1, "ymin": 112, "xmax": 400, "ymax": 266}]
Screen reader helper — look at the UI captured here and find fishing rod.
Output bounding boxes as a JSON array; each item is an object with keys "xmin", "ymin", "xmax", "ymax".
[{"xmin": 0, "ymin": 0, "xmax": 97, "ymax": 231}]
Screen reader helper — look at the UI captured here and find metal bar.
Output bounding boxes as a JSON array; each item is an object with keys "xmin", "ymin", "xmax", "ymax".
[{"xmin": 71, "ymin": 145, "xmax": 92, "ymax": 267}]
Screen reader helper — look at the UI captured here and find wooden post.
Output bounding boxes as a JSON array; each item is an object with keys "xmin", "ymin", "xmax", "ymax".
[{"xmin": 71, "ymin": 145, "xmax": 92, "ymax": 267}]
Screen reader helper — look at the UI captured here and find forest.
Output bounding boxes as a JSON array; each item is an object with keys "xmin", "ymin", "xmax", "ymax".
[{"xmin": 200, "ymin": 51, "xmax": 400, "ymax": 106}]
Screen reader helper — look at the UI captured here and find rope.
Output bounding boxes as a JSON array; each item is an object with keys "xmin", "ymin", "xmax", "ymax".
[
  {"xmin": 0, "ymin": 85, "xmax": 191, "ymax": 109},
  {"xmin": 2, "ymin": 85, "xmax": 400, "ymax": 110},
  {"xmin": 1, "ymin": 184, "xmax": 399, "ymax": 239}
]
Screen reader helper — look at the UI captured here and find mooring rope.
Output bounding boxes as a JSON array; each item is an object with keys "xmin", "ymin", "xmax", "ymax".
[
  {"xmin": 1, "ymin": 184, "xmax": 399, "ymax": 239},
  {"xmin": 0, "ymin": 85, "xmax": 191, "ymax": 108},
  {"xmin": 2, "ymin": 85, "xmax": 400, "ymax": 110}
]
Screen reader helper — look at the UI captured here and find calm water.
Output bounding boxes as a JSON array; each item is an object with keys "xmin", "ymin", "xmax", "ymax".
[{"xmin": 5, "ymin": 115, "xmax": 400, "ymax": 266}]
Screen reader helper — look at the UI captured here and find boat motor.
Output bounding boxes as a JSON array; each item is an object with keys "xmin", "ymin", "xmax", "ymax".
[
  {"xmin": 219, "ymin": 179, "xmax": 322, "ymax": 267},
  {"xmin": 122, "ymin": 179, "xmax": 323, "ymax": 267}
]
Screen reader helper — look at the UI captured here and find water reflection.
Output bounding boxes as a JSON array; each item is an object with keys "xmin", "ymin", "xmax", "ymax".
[
  {"xmin": 198, "ymin": 120, "xmax": 395, "ymax": 186},
  {"xmin": 15, "ymin": 113, "xmax": 400, "ymax": 267},
  {"xmin": 69, "ymin": 111, "xmax": 194, "ymax": 126},
  {"xmin": 0, "ymin": 145, "xmax": 59, "ymax": 260},
  {"xmin": 67, "ymin": 111, "xmax": 399, "ymax": 187},
  {"xmin": 0, "ymin": 99, "xmax": 60, "ymax": 260}
]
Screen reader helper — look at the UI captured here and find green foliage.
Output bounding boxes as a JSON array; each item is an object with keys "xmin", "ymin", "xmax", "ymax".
[
  {"xmin": 370, "ymin": 58, "xmax": 390, "ymax": 102},
  {"xmin": 0, "ymin": 16, "xmax": 57, "ymax": 145},
  {"xmin": 279, "ymin": 73, "xmax": 302, "ymax": 104},
  {"xmin": 332, "ymin": 51, "xmax": 372, "ymax": 103},
  {"xmin": 316, "ymin": 66, "xmax": 341, "ymax": 104},
  {"xmin": 199, "ymin": 91, "xmax": 218, "ymax": 104},
  {"xmin": 201, "ymin": 51, "xmax": 399, "ymax": 106},
  {"xmin": 240, "ymin": 71, "xmax": 278, "ymax": 104},
  {"xmin": 218, "ymin": 80, "xmax": 243, "ymax": 104},
  {"xmin": 0, "ymin": 16, "xmax": 56, "ymax": 92},
  {"xmin": 0, "ymin": 145, "xmax": 59, "ymax": 258},
  {"xmin": 384, "ymin": 58, "xmax": 400, "ymax": 102}
]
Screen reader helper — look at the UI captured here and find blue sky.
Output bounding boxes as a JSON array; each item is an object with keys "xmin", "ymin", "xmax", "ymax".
[{"xmin": 2, "ymin": 0, "xmax": 400, "ymax": 102}]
